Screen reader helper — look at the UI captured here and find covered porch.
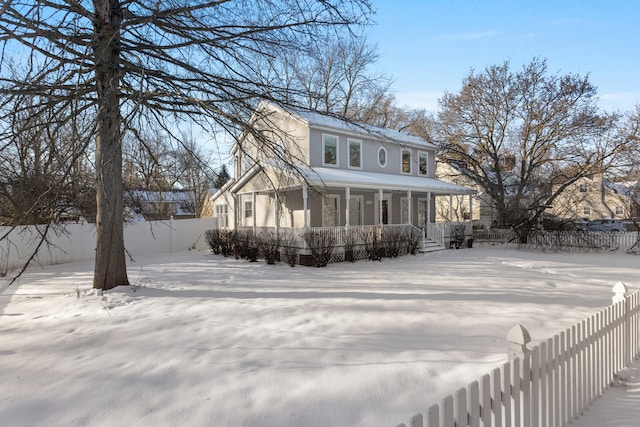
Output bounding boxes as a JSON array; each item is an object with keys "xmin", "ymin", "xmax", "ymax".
[{"xmin": 236, "ymin": 167, "xmax": 475, "ymax": 249}]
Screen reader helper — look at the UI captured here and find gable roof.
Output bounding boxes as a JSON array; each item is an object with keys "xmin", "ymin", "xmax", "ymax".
[{"xmin": 264, "ymin": 102, "xmax": 435, "ymax": 150}]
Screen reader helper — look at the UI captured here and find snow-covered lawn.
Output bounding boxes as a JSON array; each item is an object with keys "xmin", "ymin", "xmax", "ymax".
[{"xmin": 1, "ymin": 247, "xmax": 638, "ymax": 427}]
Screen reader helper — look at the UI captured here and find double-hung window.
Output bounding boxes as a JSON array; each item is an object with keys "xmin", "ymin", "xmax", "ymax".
[
  {"xmin": 401, "ymin": 149, "xmax": 412, "ymax": 174},
  {"xmin": 215, "ymin": 204, "xmax": 229, "ymax": 228},
  {"xmin": 348, "ymin": 139, "xmax": 362, "ymax": 169},
  {"xmin": 322, "ymin": 194, "xmax": 340, "ymax": 226},
  {"xmin": 400, "ymin": 197, "xmax": 410, "ymax": 224},
  {"xmin": 348, "ymin": 196, "xmax": 363, "ymax": 226},
  {"xmin": 418, "ymin": 151, "xmax": 428, "ymax": 176},
  {"xmin": 418, "ymin": 198, "xmax": 428, "ymax": 228},
  {"xmin": 323, "ymin": 135, "xmax": 339, "ymax": 167},
  {"xmin": 244, "ymin": 200, "xmax": 253, "ymax": 219}
]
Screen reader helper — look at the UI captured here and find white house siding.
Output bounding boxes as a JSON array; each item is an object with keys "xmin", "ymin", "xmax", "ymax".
[{"xmin": 209, "ymin": 102, "xmax": 473, "ymax": 230}]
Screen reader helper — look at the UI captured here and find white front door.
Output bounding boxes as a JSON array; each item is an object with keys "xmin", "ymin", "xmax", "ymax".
[{"xmin": 374, "ymin": 193, "xmax": 392, "ymax": 225}]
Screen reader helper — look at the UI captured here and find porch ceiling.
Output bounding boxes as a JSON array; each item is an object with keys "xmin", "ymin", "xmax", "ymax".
[{"xmin": 304, "ymin": 167, "xmax": 475, "ymax": 195}]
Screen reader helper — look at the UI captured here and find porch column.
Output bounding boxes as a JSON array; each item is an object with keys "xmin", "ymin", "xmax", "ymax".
[
  {"xmin": 427, "ymin": 192, "xmax": 431, "ymax": 225},
  {"xmin": 345, "ymin": 187, "xmax": 351, "ymax": 227},
  {"xmin": 378, "ymin": 188, "xmax": 383, "ymax": 226},
  {"xmin": 407, "ymin": 190, "xmax": 412, "ymax": 225},
  {"xmin": 302, "ymin": 185, "xmax": 308, "ymax": 230},
  {"xmin": 233, "ymin": 194, "xmax": 238, "ymax": 229},
  {"xmin": 252, "ymin": 191, "xmax": 257, "ymax": 233},
  {"xmin": 469, "ymin": 193, "xmax": 473, "ymax": 229},
  {"xmin": 274, "ymin": 193, "xmax": 280, "ymax": 231},
  {"xmin": 449, "ymin": 193, "xmax": 454, "ymax": 223}
]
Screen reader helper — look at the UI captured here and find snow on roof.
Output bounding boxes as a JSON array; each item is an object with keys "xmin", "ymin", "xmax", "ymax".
[
  {"xmin": 604, "ymin": 180, "xmax": 639, "ymax": 198},
  {"xmin": 126, "ymin": 190, "xmax": 196, "ymax": 215},
  {"xmin": 268, "ymin": 102, "xmax": 434, "ymax": 149},
  {"xmin": 302, "ymin": 166, "xmax": 475, "ymax": 195}
]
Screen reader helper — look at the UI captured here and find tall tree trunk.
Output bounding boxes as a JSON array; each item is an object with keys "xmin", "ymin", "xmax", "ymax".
[{"xmin": 93, "ymin": 0, "xmax": 129, "ymax": 290}]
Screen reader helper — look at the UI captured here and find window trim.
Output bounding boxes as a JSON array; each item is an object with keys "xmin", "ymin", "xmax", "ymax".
[
  {"xmin": 348, "ymin": 195, "xmax": 364, "ymax": 226},
  {"xmin": 215, "ymin": 203, "xmax": 229, "ymax": 228},
  {"xmin": 347, "ymin": 138, "xmax": 362, "ymax": 170},
  {"xmin": 322, "ymin": 194, "xmax": 340, "ymax": 227},
  {"xmin": 401, "ymin": 148, "xmax": 412, "ymax": 175},
  {"xmin": 244, "ymin": 200, "xmax": 253, "ymax": 219},
  {"xmin": 400, "ymin": 196, "xmax": 411, "ymax": 224},
  {"xmin": 417, "ymin": 197, "xmax": 429, "ymax": 228},
  {"xmin": 418, "ymin": 151, "xmax": 428, "ymax": 176},
  {"xmin": 377, "ymin": 147, "xmax": 387, "ymax": 168},
  {"xmin": 243, "ymin": 154, "xmax": 251, "ymax": 174},
  {"xmin": 322, "ymin": 134, "xmax": 339, "ymax": 167}
]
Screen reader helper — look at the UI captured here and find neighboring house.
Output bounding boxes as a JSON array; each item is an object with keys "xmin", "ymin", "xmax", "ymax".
[
  {"xmin": 551, "ymin": 174, "xmax": 640, "ymax": 221},
  {"xmin": 125, "ymin": 190, "xmax": 196, "ymax": 221},
  {"xmin": 207, "ymin": 102, "xmax": 474, "ymax": 243},
  {"xmin": 435, "ymin": 162, "xmax": 496, "ymax": 229},
  {"xmin": 200, "ymin": 188, "xmax": 218, "ymax": 219}
]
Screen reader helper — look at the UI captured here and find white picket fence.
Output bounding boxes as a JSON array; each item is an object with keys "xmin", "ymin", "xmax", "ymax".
[{"xmin": 397, "ymin": 284, "xmax": 640, "ymax": 427}]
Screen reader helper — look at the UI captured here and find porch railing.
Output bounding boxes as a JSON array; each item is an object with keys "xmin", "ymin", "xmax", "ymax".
[
  {"xmin": 237, "ymin": 224, "xmax": 423, "ymax": 250},
  {"xmin": 427, "ymin": 223, "xmax": 445, "ymax": 248}
]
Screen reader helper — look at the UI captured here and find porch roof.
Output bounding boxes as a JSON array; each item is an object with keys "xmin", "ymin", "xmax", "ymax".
[{"xmin": 302, "ymin": 167, "xmax": 475, "ymax": 195}]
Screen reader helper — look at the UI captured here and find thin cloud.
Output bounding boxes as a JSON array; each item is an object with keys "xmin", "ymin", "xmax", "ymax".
[
  {"xmin": 394, "ymin": 90, "xmax": 443, "ymax": 113},
  {"xmin": 599, "ymin": 92, "xmax": 640, "ymax": 112},
  {"xmin": 436, "ymin": 30, "xmax": 501, "ymax": 41}
]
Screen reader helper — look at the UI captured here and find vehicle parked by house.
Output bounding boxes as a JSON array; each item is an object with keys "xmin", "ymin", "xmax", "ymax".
[{"xmin": 586, "ymin": 218, "xmax": 626, "ymax": 232}]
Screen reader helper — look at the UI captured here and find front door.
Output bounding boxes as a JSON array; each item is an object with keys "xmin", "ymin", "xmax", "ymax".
[
  {"xmin": 381, "ymin": 200, "xmax": 389, "ymax": 224},
  {"xmin": 374, "ymin": 193, "xmax": 392, "ymax": 225}
]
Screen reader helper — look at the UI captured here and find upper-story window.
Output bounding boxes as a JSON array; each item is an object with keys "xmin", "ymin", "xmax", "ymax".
[
  {"xmin": 418, "ymin": 151, "xmax": 428, "ymax": 176},
  {"xmin": 401, "ymin": 149, "xmax": 412, "ymax": 174},
  {"xmin": 378, "ymin": 147, "xmax": 387, "ymax": 168},
  {"xmin": 348, "ymin": 139, "xmax": 362, "ymax": 169},
  {"xmin": 243, "ymin": 154, "xmax": 252, "ymax": 173},
  {"xmin": 274, "ymin": 144, "xmax": 285, "ymax": 161},
  {"xmin": 579, "ymin": 184, "xmax": 588, "ymax": 193},
  {"xmin": 323, "ymin": 134, "xmax": 338, "ymax": 167}
]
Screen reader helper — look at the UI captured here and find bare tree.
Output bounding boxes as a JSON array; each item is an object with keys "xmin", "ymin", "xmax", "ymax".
[
  {"xmin": 123, "ymin": 130, "xmax": 175, "ymax": 192},
  {"xmin": 171, "ymin": 137, "xmax": 218, "ymax": 217},
  {"xmin": 0, "ymin": 94, "xmax": 95, "ymax": 225},
  {"xmin": 0, "ymin": 0, "xmax": 372, "ymax": 289},
  {"xmin": 435, "ymin": 58, "xmax": 630, "ymax": 242},
  {"xmin": 254, "ymin": 34, "xmax": 389, "ymax": 118}
]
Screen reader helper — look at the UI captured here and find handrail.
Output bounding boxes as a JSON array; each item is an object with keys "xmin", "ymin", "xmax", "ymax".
[
  {"xmin": 427, "ymin": 223, "xmax": 445, "ymax": 248},
  {"xmin": 407, "ymin": 224, "xmax": 426, "ymax": 251}
]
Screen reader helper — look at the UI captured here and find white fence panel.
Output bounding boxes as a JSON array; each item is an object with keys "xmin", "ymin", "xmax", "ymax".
[{"xmin": 1, "ymin": 217, "xmax": 217, "ymax": 271}]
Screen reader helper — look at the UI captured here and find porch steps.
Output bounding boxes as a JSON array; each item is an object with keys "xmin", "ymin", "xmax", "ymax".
[{"xmin": 419, "ymin": 238, "xmax": 447, "ymax": 253}]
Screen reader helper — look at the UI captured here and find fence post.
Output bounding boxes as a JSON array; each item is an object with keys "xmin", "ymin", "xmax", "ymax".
[
  {"xmin": 508, "ymin": 323, "xmax": 532, "ymax": 360},
  {"xmin": 612, "ymin": 282, "xmax": 631, "ymax": 366},
  {"xmin": 612, "ymin": 281, "xmax": 628, "ymax": 304},
  {"xmin": 169, "ymin": 215, "xmax": 175, "ymax": 253}
]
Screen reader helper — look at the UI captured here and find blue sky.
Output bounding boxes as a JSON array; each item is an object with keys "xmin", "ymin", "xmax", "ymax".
[{"xmin": 365, "ymin": 1, "xmax": 639, "ymax": 113}]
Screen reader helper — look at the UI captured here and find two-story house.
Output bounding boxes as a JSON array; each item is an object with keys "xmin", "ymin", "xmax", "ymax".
[
  {"xmin": 550, "ymin": 174, "xmax": 640, "ymax": 221},
  {"xmin": 207, "ymin": 102, "xmax": 474, "ymax": 247}
]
